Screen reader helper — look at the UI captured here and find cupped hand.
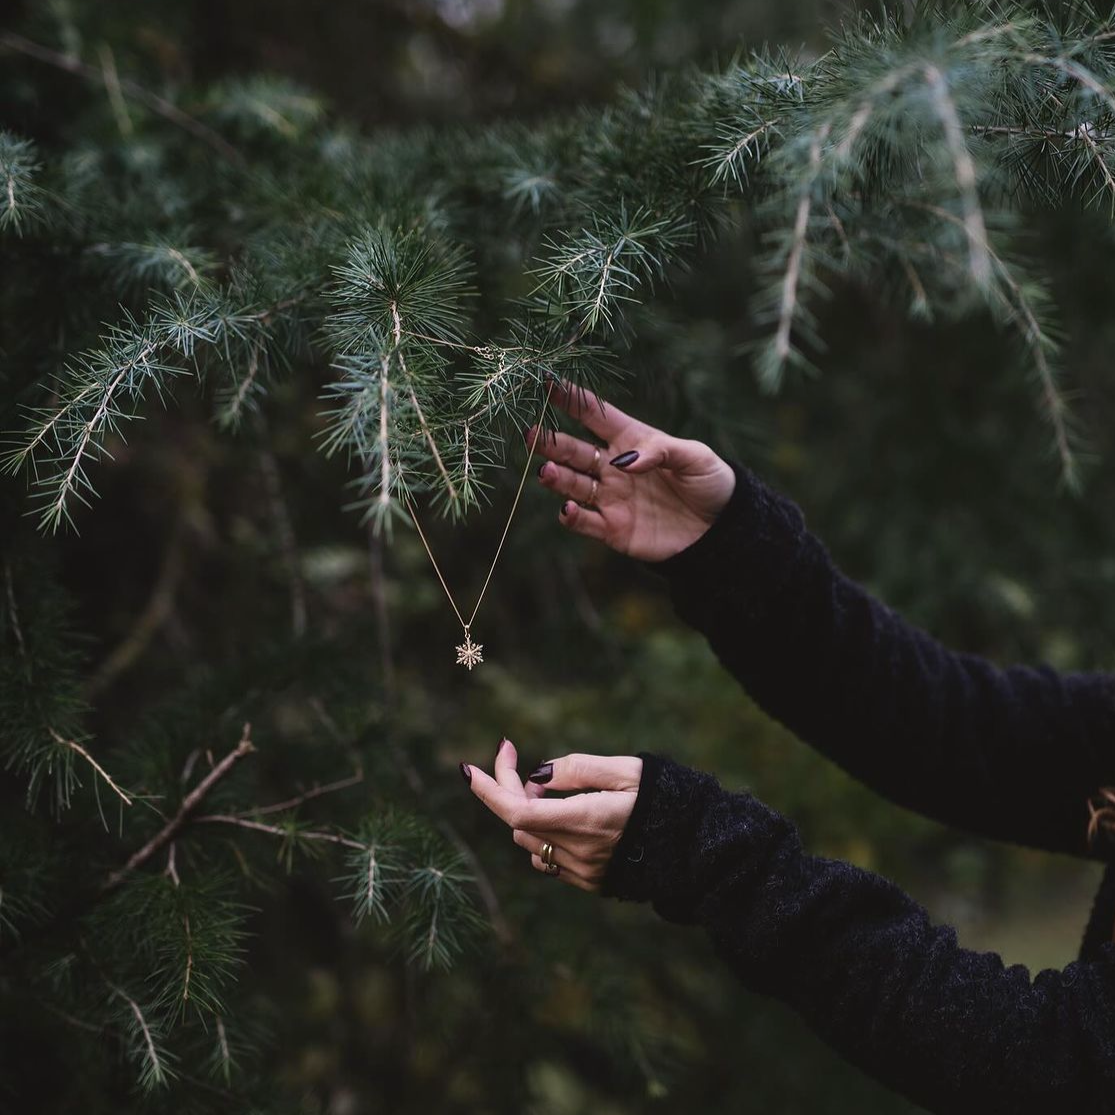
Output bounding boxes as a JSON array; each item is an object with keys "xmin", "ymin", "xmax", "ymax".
[
  {"xmin": 462, "ymin": 738, "xmax": 642, "ymax": 893},
  {"xmin": 528, "ymin": 378, "xmax": 736, "ymax": 563}
]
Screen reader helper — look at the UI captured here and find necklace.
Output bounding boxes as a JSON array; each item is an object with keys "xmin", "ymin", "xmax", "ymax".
[{"xmin": 403, "ymin": 388, "xmax": 552, "ymax": 670}]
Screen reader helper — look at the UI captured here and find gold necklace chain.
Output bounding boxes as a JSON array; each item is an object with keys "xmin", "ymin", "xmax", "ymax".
[{"xmin": 403, "ymin": 387, "xmax": 553, "ymax": 670}]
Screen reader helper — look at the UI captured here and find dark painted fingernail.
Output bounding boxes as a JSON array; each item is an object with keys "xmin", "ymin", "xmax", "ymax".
[
  {"xmin": 537, "ymin": 462, "xmax": 548, "ymax": 479},
  {"xmin": 527, "ymin": 762, "xmax": 553, "ymax": 784},
  {"xmin": 610, "ymin": 450, "xmax": 639, "ymax": 468},
  {"xmin": 459, "ymin": 762, "xmax": 471, "ymax": 785},
  {"xmin": 496, "ymin": 737, "xmax": 509, "ymax": 755},
  {"xmin": 560, "ymin": 501, "xmax": 572, "ymax": 517}
]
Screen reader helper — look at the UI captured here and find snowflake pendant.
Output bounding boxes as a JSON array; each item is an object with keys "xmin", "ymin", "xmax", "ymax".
[{"xmin": 455, "ymin": 632, "xmax": 484, "ymax": 671}]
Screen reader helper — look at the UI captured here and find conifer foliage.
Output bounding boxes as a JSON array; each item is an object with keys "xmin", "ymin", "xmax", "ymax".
[{"xmin": 3, "ymin": 1, "xmax": 1115, "ymax": 1109}]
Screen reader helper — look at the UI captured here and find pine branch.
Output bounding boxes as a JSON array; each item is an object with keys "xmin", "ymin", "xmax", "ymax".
[
  {"xmin": 102, "ymin": 728, "xmax": 256, "ymax": 894},
  {"xmin": 924, "ymin": 62, "xmax": 992, "ymax": 288},
  {"xmin": 0, "ymin": 31, "xmax": 245, "ymax": 167}
]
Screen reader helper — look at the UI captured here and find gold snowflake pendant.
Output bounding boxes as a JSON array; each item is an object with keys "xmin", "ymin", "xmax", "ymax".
[{"xmin": 455, "ymin": 630, "xmax": 484, "ymax": 671}]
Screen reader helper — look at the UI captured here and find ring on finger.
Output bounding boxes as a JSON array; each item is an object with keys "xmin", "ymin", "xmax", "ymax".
[
  {"xmin": 587, "ymin": 477, "xmax": 599, "ymax": 506},
  {"xmin": 540, "ymin": 841, "xmax": 556, "ymax": 867},
  {"xmin": 591, "ymin": 446, "xmax": 601, "ymax": 475}
]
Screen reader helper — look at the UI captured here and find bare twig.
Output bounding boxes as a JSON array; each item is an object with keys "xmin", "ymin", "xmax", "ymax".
[
  {"xmin": 50, "ymin": 728, "xmax": 132, "ymax": 806},
  {"xmin": 102, "ymin": 727, "xmax": 255, "ymax": 893},
  {"xmin": 164, "ymin": 842, "xmax": 180, "ymax": 886},
  {"xmin": 0, "ymin": 31, "xmax": 245, "ymax": 166},
  {"xmin": 3, "ymin": 561, "xmax": 27, "ymax": 663},
  {"xmin": 258, "ymin": 446, "xmax": 308, "ymax": 638},
  {"xmin": 86, "ymin": 513, "xmax": 188, "ymax": 697},
  {"xmin": 97, "ymin": 43, "xmax": 133, "ymax": 138},
  {"xmin": 192, "ymin": 813, "xmax": 365, "ymax": 851},
  {"xmin": 217, "ymin": 769, "xmax": 364, "ymax": 819}
]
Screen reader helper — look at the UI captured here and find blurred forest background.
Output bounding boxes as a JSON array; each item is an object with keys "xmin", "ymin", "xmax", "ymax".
[{"xmin": 4, "ymin": 0, "xmax": 1115, "ymax": 1112}]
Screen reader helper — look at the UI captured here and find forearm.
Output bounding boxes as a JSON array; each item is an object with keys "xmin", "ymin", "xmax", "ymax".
[
  {"xmin": 651, "ymin": 461, "xmax": 1115, "ymax": 856},
  {"xmin": 602, "ymin": 754, "xmax": 1115, "ymax": 1112}
]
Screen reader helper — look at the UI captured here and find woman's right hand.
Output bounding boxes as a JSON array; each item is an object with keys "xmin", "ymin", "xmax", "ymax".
[{"xmin": 528, "ymin": 378, "xmax": 736, "ymax": 563}]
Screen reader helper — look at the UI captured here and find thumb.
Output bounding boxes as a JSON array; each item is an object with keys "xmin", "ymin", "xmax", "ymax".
[
  {"xmin": 526, "ymin": 752, "xmax": 642, "ymax": 793},
  {"xmin": 609, "ymin": 436, "xmax": 712, "ymax": 477}
]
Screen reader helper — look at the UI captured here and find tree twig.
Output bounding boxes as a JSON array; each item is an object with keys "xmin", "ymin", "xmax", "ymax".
[
  {"xmin": 86, "ymin": 512, "xmax": 188, "ymax": 697},
  {"xmin": 216, "ymin": 769, "xmax": 364, "ymax": 819},
  {"xmin": 258, "ymin": 445, "xmax": 308, "ymax": 638},
  {"xmin": 50, "ymin": 728, "xmax": 132, "ymax": 806},
  {"xmin": 0, "ymin": 31, "xmax": 245, "ymax": 167},
  {"xmin": 101, "ymin": 727, "xmax": 255, "ymax": 893},
  {"xmin": 192, "ymin": 813, "xmax": 365, "ymax": 851}
]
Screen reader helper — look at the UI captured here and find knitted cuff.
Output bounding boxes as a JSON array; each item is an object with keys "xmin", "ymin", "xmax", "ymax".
[
  {"xmin": 642, "ymin": 458, "xmax": 811, "ymax": 624},
  {"xmin": 599, "ymin": 750, "xmax": 724, "ymax": 925}
]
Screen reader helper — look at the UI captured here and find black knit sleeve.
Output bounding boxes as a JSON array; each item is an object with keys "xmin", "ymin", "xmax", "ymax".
[
  {"xmin": 648, "ymin": 460, "xmax": 1115, "ymax": 858},
  {"xmin": 600, "ymin": 753, "xmax": 1115, "ymax": 1113}
]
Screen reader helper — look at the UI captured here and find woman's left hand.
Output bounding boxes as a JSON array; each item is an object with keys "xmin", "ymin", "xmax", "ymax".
[{"xmin": 461, "ymin": 740, "xmax": 642, "ymax": 892}]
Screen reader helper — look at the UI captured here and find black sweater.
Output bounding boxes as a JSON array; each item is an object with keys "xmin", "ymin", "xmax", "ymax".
[{"xmin": 599, "ymin": 460, "xmax": 1115, "ymax": 1111}]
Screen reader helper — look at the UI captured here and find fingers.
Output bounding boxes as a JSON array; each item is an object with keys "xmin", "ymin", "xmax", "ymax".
[
  {"xmin": 526, "ymin": 752, "xmax": 642, "ymax": 793},
  {"xmin": 557, "ymin": 500, "xmax": 609, "ymax": 541},
  {"xmin": 466, "ymin": 764, "xmax": 588, "ymax": 830},
  {"xmin": 493, "ymin": 737, "xmax": 526, "ymax": 797},
  {"xmin": 526, "ymin": 427, "xmax": 602, "ymax": 475},
  {"xmin": 606, "ymin": 435, "xmax": 713, "ymax": 477},
  {"xmin": 545, "ymin": 377, "xmax": 633, "ymax": 442},
  {"xmin": 538, "ymin": 461, "xmax": 600, "ymax": 505},
  {"xmin": 530, "ymin": 853, "xmax": 596, "ymax": 891},
  {"xmin": 513, "ymin": 828, "xmax": 573, "ymax": 871}
]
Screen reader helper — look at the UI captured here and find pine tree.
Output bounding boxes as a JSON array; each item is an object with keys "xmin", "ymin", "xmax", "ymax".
[{"xmin": 4, "ymin": 1, "xmax": 1115, "ymax": 1110}]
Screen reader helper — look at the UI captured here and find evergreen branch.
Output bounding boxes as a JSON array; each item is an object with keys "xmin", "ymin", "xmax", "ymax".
[
  {"xmin": 0, "ymin": 32, "xmax": 246, "ymax": 167},
  {"xmin": 1075, "ymin": 122, "xmax": 1115, "ymax": 211},
  {"xmin": 258, "ymin": 444, "xmax": 308, "ymax": 639},
  {"xmin": 924, "ymin": 63, "xmax": 992, "ymax": 288},
  {"xmin": 102, "ymin": 728, "xmax": 256, "ymax": 893},
  {"xmin": 0, "ymin": 130, "xmax": 45, "ymax": 235},
  {"xmin": 767, "ymin": 122, "xmax": 831, "ymax": 387},
  {"xmin": 42, "ymin": 348, "xmax": 155, "ymax": 533},
  {"xmin": 211, "ymin": 769, "xmax": 364, "ymax": 819},
  {"xmin": 97, "ymin": 43, "xmax": 134, "ymax": 138},
  {"xmin": 192, "ymin": 814, "xmax": 366, "ymax": 851},
  {"xmin": 85, "ymin": 511, "xmax": 188, "ymax": 697},
  {"xmin": 834, "ymin": 61, "xmax": 922, "ymax": 161},
  {"xmin": 3, "ymin": 562, "xmax": 28, "ymax": 664},
  {"xmin": 393, "ymin": 301, "xmax": 458, "ymax": 503},
  {"xmin": 1024, "ymin": 51, "xmax": 1115, "ymax": 119},
  {"xmin": 48, "ymin": 728, "xmax": 132, "ymax": 806},
  {"xmin": 104, "ymin": 976, "xmax": 172, "ymax": 1089}
]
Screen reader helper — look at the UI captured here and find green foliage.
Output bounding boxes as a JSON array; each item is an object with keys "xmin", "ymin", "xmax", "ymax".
[{"xmin": 5, "ymin": 0, "xmax": 1115, "ymax": 1111}]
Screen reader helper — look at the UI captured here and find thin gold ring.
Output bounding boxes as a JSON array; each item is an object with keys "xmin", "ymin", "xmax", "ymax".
[
  {"xmin": 540, "ymin": 841, "xmax": 555, "ymax": 866},
  {"xmin": 588, "ymin": 477, "xmax": 599, "ymax": 505},
  {"xmin": 592, "ymin": 446, "xmax": 601, "ymax": 475}
]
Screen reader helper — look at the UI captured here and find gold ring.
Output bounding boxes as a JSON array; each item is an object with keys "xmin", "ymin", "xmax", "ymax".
[
  {"xmin": 588, "ymin": 478, "xmax": 599, "ymax": 505},
  {"xmin": 592, "ymin": 446, "xmax": 601, "ymax": 474},
  {"xmin": 540, "ymin": 841, "xmax": 555, "ymax": 867},
  {"xmin": 545, "ymin": 862, "xmax": 560, "ymax": 875}
]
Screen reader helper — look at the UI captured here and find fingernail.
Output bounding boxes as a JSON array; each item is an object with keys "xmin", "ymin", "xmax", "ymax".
[
  {"xmin": 496, "ymin": 737, "xmax": 509, "ymax": 755},
  {"xmin": 537, "ymin": 462, "xmax": 548, "ymax": 480},
  {"xmin": 610, "ymin": 450, "xmax": 639, "ymax": 468},
  {"xmin": 527, "ymin": 762, "xmax": 553, "ymax": 784},
  {"xmin": 560, "ymin": 501, "xmax": 572, "ymax": 517},
  {"xmin": 459, "ymin": 762, "xmax": 471, "ymax": 785}
]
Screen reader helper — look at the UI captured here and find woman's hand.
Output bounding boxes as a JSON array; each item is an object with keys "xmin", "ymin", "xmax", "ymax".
[
  {"xmin": 528, "ymin": 378, "xmax": 736, "ymax": 563},
  {"xmin": 461, "ymin": 739, "xmax": 642, "ymax": 893}
]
